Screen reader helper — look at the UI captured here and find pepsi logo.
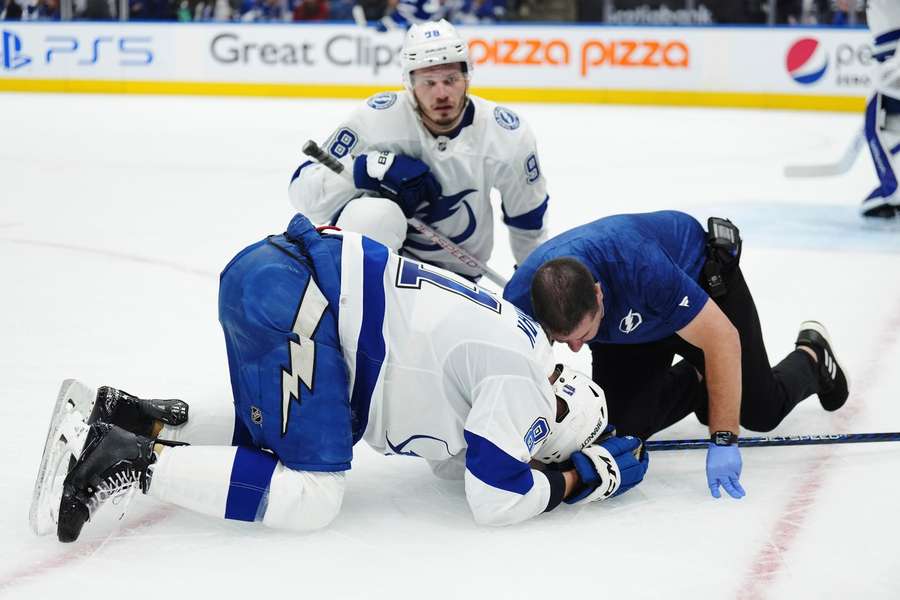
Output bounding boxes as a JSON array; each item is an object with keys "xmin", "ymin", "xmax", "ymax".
[{"xmin": 786, "ymin": 38, "xmax": 828, "ymax": 85}]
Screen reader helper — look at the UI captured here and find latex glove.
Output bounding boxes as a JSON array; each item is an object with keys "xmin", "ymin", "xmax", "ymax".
[
  {"xmin": 565, "ymin": 436, "xmax": 649, "ymax": 504},
  {"xmin": 353, "ymin": 152, "xmax": 442, "ymax": 219},
  {"xmin": 706, "ymin": 443, "xmax": 745, "ymax": 499}
]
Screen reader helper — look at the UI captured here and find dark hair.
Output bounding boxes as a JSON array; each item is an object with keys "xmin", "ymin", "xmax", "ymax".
[{"xmin": 530, "ymin": 258, "xmax": 599, "ymax": 335}]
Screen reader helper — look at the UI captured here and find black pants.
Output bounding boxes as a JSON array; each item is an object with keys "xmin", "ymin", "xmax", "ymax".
[{"xmin": 590, "ymin": 266, "xmax": 819, "ymax": 440}]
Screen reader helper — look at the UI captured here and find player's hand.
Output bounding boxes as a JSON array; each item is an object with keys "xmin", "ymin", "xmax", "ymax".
[
  {"xmin": 565, "ymin": 436, "xmax": 649, "ymax": 504},
  {"xmin": 706, "ymin": 443, "xmax": 745, "ymax": 499},
  {"xmin": 353, "ymin": 152, "xmax": 442, "ymax": 218}
]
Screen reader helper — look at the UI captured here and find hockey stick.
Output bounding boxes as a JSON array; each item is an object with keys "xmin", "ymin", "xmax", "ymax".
[
  {"xmin": 646, "ymin": 431, "xmax": 900, "ymax": 451},
  {"xmin": 783, "ymin": 129, "xmax": 865, "ymax": 178},
  {"xmin": 301, "ymin": 140, "xmax": 509, "ymax": 287}
]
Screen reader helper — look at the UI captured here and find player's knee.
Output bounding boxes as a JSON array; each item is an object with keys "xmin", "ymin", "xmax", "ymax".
[
  {"xmin": 261, "ymin": 466, "xmax": 345, "ymax": 532},
  {"xmin": 739, "ymin": 411, "xmax": 780, "ymax": 433},
  {"xmin": 336, "ymin": 197, "xmax": 407, "ymax": 251}
]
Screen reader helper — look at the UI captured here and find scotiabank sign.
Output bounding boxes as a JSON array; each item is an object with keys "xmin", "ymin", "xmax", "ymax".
[{"xmin": 469, "ymin": 37, "xmax": 690, "ymax": 77}]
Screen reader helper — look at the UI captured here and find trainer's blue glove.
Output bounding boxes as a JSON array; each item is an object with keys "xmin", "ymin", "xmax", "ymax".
[
  {"xmin": 353, "ymin": 152, "xmax": 442, "ymax": 219},
  {"xmin": 706, "ymin": 443, "xmax": 745, "ymax": 499},
  {"xmin": 565, "ymin": 436, "xmax": 649, "ymax": 504}
]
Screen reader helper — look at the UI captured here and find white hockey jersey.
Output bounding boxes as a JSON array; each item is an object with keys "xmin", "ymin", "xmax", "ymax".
[
  {"xmin": 337, "ymin": 231, "xmax": 558, "ymax": 526},
  {"xmin": 289, "ymin": 91, "xmax": 550, "ymax": 279},
  {"xmin": 870, "ymin": 0, "xmax": 900, "ymax": 63}
]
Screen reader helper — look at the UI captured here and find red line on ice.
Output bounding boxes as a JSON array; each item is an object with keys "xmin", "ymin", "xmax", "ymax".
[
  {"xmin": 0, "ymin": 508, "xmax": 172, "ymax": 594},
  {"xmin": 737, "ymin": 309, "xmax": 900, "ymax": 600},
  {"xmin": 0, "ymin": 238, "xmax": 216, "ymax": 278}
]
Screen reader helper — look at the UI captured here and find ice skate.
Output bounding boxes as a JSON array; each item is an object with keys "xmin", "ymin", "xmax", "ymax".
[{"xmin": 57, "ymin": 423, "xmax": 156, "ymax": 543}]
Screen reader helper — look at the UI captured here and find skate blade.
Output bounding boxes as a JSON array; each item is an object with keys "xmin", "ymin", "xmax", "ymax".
[{"xmin": 29, "ymin": 380, "xmax": 96, "ymax": 536}]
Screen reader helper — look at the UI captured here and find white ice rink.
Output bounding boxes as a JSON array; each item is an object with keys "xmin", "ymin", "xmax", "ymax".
[{"xmin": 2, "ymin": 92, "xmax": 900, "ymax": 599}]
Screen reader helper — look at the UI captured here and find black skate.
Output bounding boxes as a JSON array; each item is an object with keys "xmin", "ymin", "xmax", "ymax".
[
  {"xmin": 88, "ymin": 386, "xmax": 188, "ymax": 437},
  {"xmin": 861, "ymin": 204, "xmax": 899, "ymax": 220},
  {"xmin": 796, "ymin": 321, "xmax": 850, "ymax": 412},
  {"xmin": 57, "ymin": 423, "xmax": 156, "ymax": 543}
]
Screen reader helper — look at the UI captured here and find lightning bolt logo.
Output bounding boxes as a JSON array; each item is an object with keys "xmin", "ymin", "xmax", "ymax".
[{"xmin": 281, "ymin": 278, "xmax": 329, "ymax": 436}]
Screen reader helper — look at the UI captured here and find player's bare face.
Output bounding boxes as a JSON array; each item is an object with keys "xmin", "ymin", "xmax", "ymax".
[
  {"xmin": 412, "ymin": 64, "xmax": 469, "ymax": 134},
  {"xmin": 552, "ymin": 284, "xmax": 604, "ymax": 352}
]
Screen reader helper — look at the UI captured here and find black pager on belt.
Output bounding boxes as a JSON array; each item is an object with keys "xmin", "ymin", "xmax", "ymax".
[{"xmin": 703, "ymin": 217, "xmax": 741, "ymax": 298}]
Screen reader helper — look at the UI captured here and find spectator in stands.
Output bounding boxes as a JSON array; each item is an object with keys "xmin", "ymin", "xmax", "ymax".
[
  {"xmin": 78, "ymin": 0, "xmax": 113, "ymax": 19},
  {"xmin": 355, "ymin": 0, "xmax": 391, "ymax": 20},
  {"xmin": 514, "ymin": 0, "xmax": 574, "ymax": 21},
  {"xmin": 129, "ymin": 0, "xmax": 174, "ymax": 19},
  {"xmin": 328, "ymin": 0, "xmax": 353, "ymax": 19},
  {"xmin": 1, "ymin": 0, "xmax": 24, "ymax": 19},
  {"xmin": 456, "ymin": 0, "xmax": 505, "ymax": 23},
  {"xmin": 36, "ymin": 0, "xmax": 59, "ymax": 18},
  {"xmin": 240, "ymin": 0, "xmax": 287, "ymax": 20},
  {"xmin": 293, "ymin": 0, "xmax": 327, "ymax": 20}
]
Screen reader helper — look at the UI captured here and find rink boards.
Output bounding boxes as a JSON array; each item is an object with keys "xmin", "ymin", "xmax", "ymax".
[{"xmin": 0, "ymin": 23, "xmax": 873, "ymax": 111}]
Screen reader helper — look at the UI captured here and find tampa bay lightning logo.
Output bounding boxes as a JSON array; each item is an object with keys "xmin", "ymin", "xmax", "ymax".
[
  {"xmin": 367, "ymin": 92, "xmax": 397, "ymax": 110},
  {"xmin": 406, "ymin": 188, "xmax": 478, "ymax": 252},
  {"xmin": 494, "ymin": 106, "xmax": 520, "ymax": 130},
  {"xmin": 386, "ymin": 433, "xmax": 452, "ymax": 458},
  {"xmin": 619, "ymin": 309, "xmax": 643, "ymax": 334}
]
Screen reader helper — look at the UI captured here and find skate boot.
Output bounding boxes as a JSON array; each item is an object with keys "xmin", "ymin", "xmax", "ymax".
[
  {"xmin": 860, "ymin": 185, "xmax": 899, "ymax": 219},
  {"xmin": 796, "ymin": 321, "xmax": 850, "ymax": 412},
  {"xmin": 88, "ymin": 386, "xmax": 188, "ymax": 437},
  {"xmin": 57, "ymin": 423, "xmax": 156, "ymax": 543}
]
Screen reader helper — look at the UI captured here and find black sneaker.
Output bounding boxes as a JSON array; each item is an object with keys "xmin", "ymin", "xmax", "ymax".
[
  {"xmin": 57, "ymin": 423, "xmax": 156, "ymax": 543},
  {"xmin": 796, "ymin": 321, "xmax": 849, "ymax": 412},
  {"xmin": 88, "ymin": 387, "xmax": 188, "ymax": 437}
]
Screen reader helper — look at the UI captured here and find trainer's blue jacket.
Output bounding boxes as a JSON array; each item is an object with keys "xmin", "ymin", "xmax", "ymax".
[{"xmin": 503, "ymin": 211, "xmax": 709, "ymax": 345}]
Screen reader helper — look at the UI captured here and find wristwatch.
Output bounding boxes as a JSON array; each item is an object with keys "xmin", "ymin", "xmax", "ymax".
[{"xmin": 711, "ymin": 431, "xmax": 739, "ymax": 446}]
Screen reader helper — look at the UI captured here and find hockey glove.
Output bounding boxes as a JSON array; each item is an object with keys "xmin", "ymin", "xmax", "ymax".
[
  {"xmin": 706, "ymin": 443, "xmax": 745, "ymax": 499},
  {"xmin": 565, "ymin": 436, "xmax": 649, "ymax": 505},
  {"xmin": 353, "ymin": 152, "xmax": 443, "ymax": 219}
]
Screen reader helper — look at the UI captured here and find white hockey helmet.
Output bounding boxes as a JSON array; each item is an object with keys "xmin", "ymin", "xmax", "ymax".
[
  {"xmin": 535, "ymin": 364, "xmax": 609, "ymax": 464},
  {"xmin": 401, "ymin": 19, "xmax": 472, "ymax": 94}
]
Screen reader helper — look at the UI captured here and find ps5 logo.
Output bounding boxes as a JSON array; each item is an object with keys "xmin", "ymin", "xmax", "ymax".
[
  {"xmin": 45, "ymin": 36, "xmax": 153, "ymax": 66},
  {"xmin": 1, "ymin": 32, "xmax": 153, "ymax": 69},
  {"xmin": 1, "ymin": 30, "xmax": 32, "ymax": 71}
]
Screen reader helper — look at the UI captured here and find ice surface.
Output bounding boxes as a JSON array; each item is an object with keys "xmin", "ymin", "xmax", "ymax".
[{"xmin": 1, "ymin": 93, "xmax": 898, "ymax": 599}]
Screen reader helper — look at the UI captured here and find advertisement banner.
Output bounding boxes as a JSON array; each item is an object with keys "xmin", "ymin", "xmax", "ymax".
[{"xmin": 0, "ymin": 23, "xmax": 874, "ymax": 110}]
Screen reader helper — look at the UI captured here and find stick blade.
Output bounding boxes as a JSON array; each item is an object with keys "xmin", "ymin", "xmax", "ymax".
[
  {"xmin": 784, "ymin": 163, "xmax": 849, "ymax": 177},
  {"xmin": 783, "ymin": 131, "xmax": 864, "ymax": 178}
]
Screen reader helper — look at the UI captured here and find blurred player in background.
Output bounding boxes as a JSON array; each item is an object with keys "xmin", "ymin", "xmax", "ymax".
[
  {"xmin": 288, "ymin": 19, "xmax": 549, "ymax": 281},
  {"xmin": 861, "ymin": 0, "xmax": 900, "ymax": 219},
  {"xmin": 354, "ymin": 0, "xmax": 506, "ymax": 31},
  {"xmin": 33, "ymin": 214, "xmax": 647, "ymax": 543},
  {"xmin": 504, "ymin": 211, "xmax": 849, "ymax": 501}
]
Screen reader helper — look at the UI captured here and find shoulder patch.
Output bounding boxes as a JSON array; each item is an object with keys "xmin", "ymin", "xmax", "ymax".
[
  {"xmin": 367, "ymin": 92, "xmax": 397, "ymax": 110},
  {"xmin": 494, "ymin": 106, "xmax": 520, "ymax": 131},
  {"xmin": 524, "ymin": 417, "xmax": 550, "ymax": 453}
]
